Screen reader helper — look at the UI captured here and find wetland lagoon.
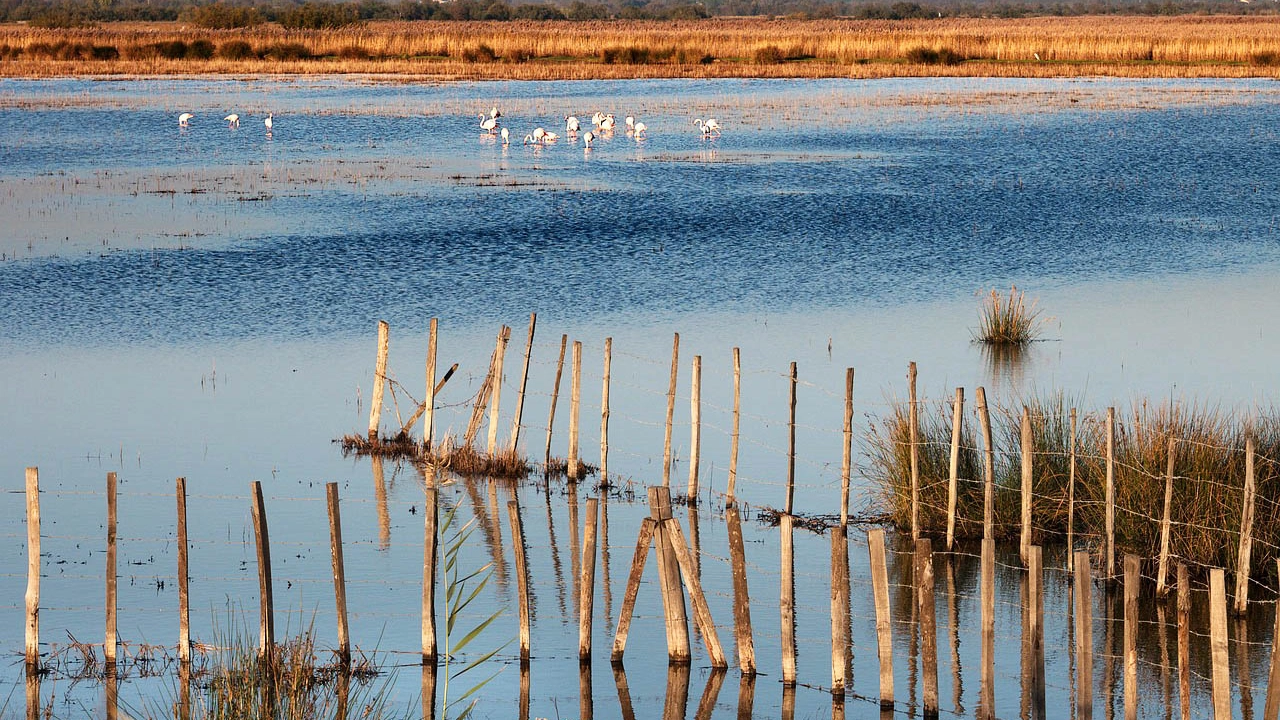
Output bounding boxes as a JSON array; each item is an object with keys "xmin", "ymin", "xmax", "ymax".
[{"xmin": 4, "ymin": 75, "xmax": 1280, "ymax": 719}]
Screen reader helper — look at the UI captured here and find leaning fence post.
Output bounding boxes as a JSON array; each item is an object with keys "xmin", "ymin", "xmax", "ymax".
[
  {"xmin": 250, "ymin": 481, "xmax": 274, "ymax": 657},
  {"xmin": 579, "ymin": 498, "xmax": 598, "ymax": 662},
  {"xmin": 1264, "ymin": 557, "xmax": 1280, "ymax": 720},
  {"xmin": 1156, "ymin": 437, "xmax": 1176, "ymax": 598},
  {"xmin": 507, "ymin": 500, "xmax": 531, "ymax": 661},
  {"xmin": 1235, "ymin": 434, "xmax": 1256, "ymax": 615},
  {"xmin": 727, "ymin": 505, "xmax": 755, "ymax": 675},
  {"xmin": 326, "ymin": 483, "xmax": 350, "ymax": 665},
  {"xmin": 508, "ymin": 312, "xmax": 536, "ymax": 453}
]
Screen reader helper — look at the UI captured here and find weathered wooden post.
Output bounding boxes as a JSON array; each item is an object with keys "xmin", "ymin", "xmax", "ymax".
[
  {"xmin": 250, "ymin": 481, "xmax": 274, "ymax": 657},
  {"xmin": 544, "ymin": 334, "xmax": 568, "ymax": 467},
  {"xmin": 105, "ymin": 472, "xmax": 118, "ymax": 665},
  {"xmin": 1105, "ymin": 407, "xmax": 1116, "ymax": 580},
  {"xmin": 508, "ymin": 312, "xmax": 536, "ymax": 453},
  {"xmin": 25, "ymin": 467, "xmax": 39, "ymax": 670},
  {"xmin": 579, "ymin": 498, "xmax": 598, "ymax": 661},
  {"xmin": 727, "ymin": 348, "xmax": 742, "ymax": 504},
  {"xmin": 368, "ymin": 319, "xmax": 389, "ymax": 440},
  {"xmin": 946, "ymin": 387, "xmax": 963, "ymax": 551},
  {"xmin": 600, "ymin": 338, "xmax": 611, "ymax": 483},
  {"xmin": 1124, "ymin": 554, "xmax": 1139, "ymax": 720},
  {"xmin": 976, "ymin": 388, "xmax": 995, "ymax": 540},
  {"xmin": 868, "ymin": 528, "xmax": 894, "ymax": 708},
  {"xmin": 1210, "ymin": 568, "xmax": 1230, "ymax": 720},
  {"xmin": 422, "ymin": 486, "xmax": 439, "ymax": 663},
  {"xmin": 841, "ymin": 368, "xmax": 854, "ymax": 527},
  {"xmin": 780, "ymin": 513, "xmax": 796, "ymax": 685},
  {"xmin": 1235, "ymin": 433, "xmax": 1256, "ymax": 615},
  {"xmin": 177, "ymin": 476, "xmax": 190, "ymax": 664},
  {"xmin": 786, "ymin": 361, "xmax": 797, "ymax": 515},
  {"xmin": 423, "ymin": 318, "xmax": 437, "ymax": 448},
  {"xmin": 326, "ymin": 483, "xmax": 350, "ymax": 665},
  {"xmin": 1020, "ymin": 406, "xmax": 1033, "ymax": 565},
  {"xmin": 1076, "ymin": 551, "xmax": 1093, "ymax": 720},
  {"xmin": 908, "ymin": 362, "xmax": 920, "ymax": 541},
  {"xmin": 917, "ymin": 538, "xmax": 938, "ymax": 716},
  {"xmin": 567, "ymin": 340, "xmax": 582, "ymax": 480},
  {"xmin": 727, "ymin": 505, "xmax": 755, "ymax": 674},
  {"xmin": 507, "ymin": 500, "xmax": 531, "ymax": 661},
  {"xmin": 662, "ymin": 333, "xmax": 679, "ymax": 488},
  {"xmin": 688, "ymin": 355, "xmax": 702, "ymax": 498},
  {"xmin": 1156, "ymin": 437, "xmax": 1176, "ymax": 598}
]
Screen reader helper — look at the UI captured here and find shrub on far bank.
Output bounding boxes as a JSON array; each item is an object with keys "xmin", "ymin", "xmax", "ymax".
[
  {"xmin": 279, "ymin": 1, "xmax": 361, "ymax": 29},
  {"xmin": 188, "ymin": 2, "xmax": 265, "ymax": 28}
]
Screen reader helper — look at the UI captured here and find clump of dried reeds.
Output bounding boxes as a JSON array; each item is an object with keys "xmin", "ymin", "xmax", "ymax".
[
  {"xmin": 544, "ymin": 456, "xmax": 598, "ymax": 480},
  {"xmin": 866, "ymin": 394, "xmax": 1280, "ymax": 579},
  {"xmin": 972, "ymin": 285, "xmax": 1044, "ymax": 346},
  {"xmin": 421, "ymin": 437, "xmax": 533, "ymax": 478}
]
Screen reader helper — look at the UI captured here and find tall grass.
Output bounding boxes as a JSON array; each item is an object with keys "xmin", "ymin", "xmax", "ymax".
[
  {"xmin": 972, "ymin": 285, "xmax": 1043, "ymax": 346},
  {"xmin": 4, "ymin": 17, "xmax": 1280, "ymax": 78},
  {"xmin": 866, "ymin": 395, "xmax": 1280, "ymax": 579}
]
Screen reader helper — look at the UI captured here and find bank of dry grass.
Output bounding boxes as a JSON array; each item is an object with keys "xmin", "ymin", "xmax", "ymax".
[{"xmin": 4, "ymin": 16, "xmax": 1280, "ymax": 78}]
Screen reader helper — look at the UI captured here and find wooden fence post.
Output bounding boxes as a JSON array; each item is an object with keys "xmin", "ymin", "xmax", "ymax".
[
  {"xmin": 1068, "ymin": 408, "xmax": 1077, "ymax": 576},
  {"xmin": 105, "ymin": 472, "xmax": 118, "ymax": 665},
  {"xmin": 868, "ymin": 528, "xmax": 894, "ymax": 708},
  {"xmin": 664, "ymin": 514, "xmax": 726, "ymax": 668},
  {"xmin": 485, "ymin": 325, "xmax": 512, "ymax": 455},
  {"xmin": 25, "ymin": 467, "xmax": 39, "ymax": 670},
  {"xmin": 1029, "ymin": 545, "xmax": 1045, "ymax": 719},
  {"xmin": 508, "ymin": 313, "xmax": 536, "ymax": 453},
  {"xmin": 781, "ymin": 513, "xmax": 796, "ymax": 685},
  {"xmin": 1236, "ymin": 434, "xmax": 1256, "ymax": 615},
  {"xmin": 465, "ymin": 326, "xmax": 509, "ymax": 447},
  {"xmin": 831, "ymin": 526, "xmax": 850, "ymax": 695},
  {"xmin": 841, "ymin": 368, "xmax": 854, "ymax": 527},
  {"xmin": 786, "ymin": 361, "xmax": 797, "ymax": 515},
  {"xmin": 976, "ymin": 388, "xmax": 995, "ymax": 540},
  {"xmin": 250, "ymin": 481, "xmax": 274, "ymax": 656},
  {"xmin": 567, "ymin": 340, "xmax": 582, "ymax": 480},
  {"xmin": 422, "ymin": 486, "xmax": 439, "ymax": 663},
  {"xmin": 662, "ymin": 333, "xmax": 680, "ymax": 488},
  {"xmin": 507, "ymin": 500, "xmax": 531, "ymax": 661},
  {"xmin": 980, "ymin": 538, "xmax": 995, "ymax": 719},
  {"xmin": 424, "ymin": 318, "xmax": 437, "ymax": 448},
  {"xmin": 177, "ymin": 476, "xmax": 190, "ymax": 664},
  {"xmin": 600, "ymin": 338, "xmax": 611, "ymax": 483},
  {"xmin": 544, "ymin": 334, "xmax": 568, "ymax": 467},
  {"xmin": 908, "ymin": 361, "xmax": 920, "ymax": 541},
  {"xmin": 326, "ymin": 483, "xmax": 350, "ymax": 665},
  {"xmin": 917, "ymin": 538, "xmax": 937, "ymax": 716},
  {"xmin": 368, "ymin": 319, "xmax": 389, "ymax": 440},
  {"xmin": 1124, "ymin": 554, "xmax": 1139, "ymax": 720},
  {"xmin": 649, "ymin": 487, "xmax": 690, "ymax": 663},
  {"xmin": 611, "ymin": 518, "xmax": 655, "ymax": 662},
  {"xmin": 1157, "ymin": 437, "xmax": 1176, "ymax": 598},
  {"xmin": 1210, "ymin": 568, "xmax": 1230, "ymax": 720},
  {"xmin": 1075, "ymin": 551, "xmax": 1093, "ymax": 720},
  {"xmin": 1177, "ymin": 563, "xmax": 1190, "ymax": 720},
  {"xmin": 1264, "ymin": 557, "xmax": 1280, "ymax": 720},
  {"xmin": 728, "ymin": 348, "xmax": 741, "ymax": 504},
  {"xmin": 727, "ymin": 506, "xmax": 755, "ymax": 675},
  {"xmin": 1020, "ymin": 406, "xmax": 1032, "ymax": 565},
  {"xmin": 579, "ymin": 498, "xmax": 598, "ymax": 661},
  {"xmin": 1105, "ymin": 407, "xmax": 1116, "ymax": 580},
  {"xmin": 946, "ymin": 387, "xmax": 963, "ymax": 551},
  {"xmin": 688, "ymin": 355, "xmax": 702, "ymax": 498}
]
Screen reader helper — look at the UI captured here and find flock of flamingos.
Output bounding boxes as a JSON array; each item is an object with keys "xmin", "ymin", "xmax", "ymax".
[{"xmin": 174, "ymin": 105, "xmax": 722, "ymax": 148}]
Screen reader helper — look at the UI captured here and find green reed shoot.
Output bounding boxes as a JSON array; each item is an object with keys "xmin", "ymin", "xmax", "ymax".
[{"xmin": 439, "ymin": 498, "xmax": 506, "ymax": 720}]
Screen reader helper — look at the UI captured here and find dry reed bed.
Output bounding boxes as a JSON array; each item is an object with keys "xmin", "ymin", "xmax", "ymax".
[
  {"xmin": 867, "ymin": 395, "xmax": 1280, "ymax": 579},
  {"xmin": 5, "ymin": 17, "xmax": 1280, "ymax": 78}
]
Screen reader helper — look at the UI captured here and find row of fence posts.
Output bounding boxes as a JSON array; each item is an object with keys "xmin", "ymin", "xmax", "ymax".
[{"xmin": 19, "ymin": 319, "xmax": 1280, "ymax": 718}]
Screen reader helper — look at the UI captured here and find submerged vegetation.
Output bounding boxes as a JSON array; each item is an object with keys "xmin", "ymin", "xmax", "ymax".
[
  {"xmin": 5, "ymin": 16, "xmax": 1280, "ymax": 78},
  {"xmin": 866, "ymin": 393, "xmax": 1280, "ymax": 578}
]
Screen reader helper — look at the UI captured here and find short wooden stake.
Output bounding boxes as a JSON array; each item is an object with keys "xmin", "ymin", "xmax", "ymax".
[
  {"xmin": 176, "ymin": 476, "xmax": 190, "ymax": 664},
  {"xmin": 567, "ymin": 340, "xmax": 582, "ymax": 480},
  {"xmin": 326, "ymin": 483, "xmax": 350, "ymax": 665},
  {"xmin": 688, "ymin": 355, "xmax": 702, "ymax": 498},
  {"xmin": 1124, "ymin": 554, "xmax": 1139, "ymax": 720},
  {"xmin": 786, "ymin": 361, "xmax": 797, "ymax": 515},
  {"xmin": 980, "ymin": 537, "xmax": 995, "ymax": 719},
  {"xmin": 946, "ymin": 387, "xmax": 963, "ymax": 551},
  {"xmin": 579, "ymin": 498, "xmax": 598, "ymax": 661},
  {"xmin": 611, "ymin": 518, "xmax": 655, "ymax": 661},
  {"xmin": 1177, "ymin": 563, "xmax": 1190, "ymax": 720},
  {"xmin": 1263, "ymin": 557, "xmax": 1280, "ymax": 720},
  {"xmin": 665, "ymin": 514, "xmax": 727, "ymax": 668},
  {"xmin": 250, "ymin": 481, "xmax": 274, "ymax": 656},
  {"xmin": 507, "ymin": 500, "xmax": 531, "ymax": 661},
  {"xmin": 1157, "ymin": 436, "xmax": 1176, "ymax": 598},
  {"xmin": 917, "ymin": 538, "xmax": 938, "ymax": 716},
  {"xmin": 868, "ymin": 528, "xmax": 894, "ymax": 707},
  {"xmin": 726, "ymin": 506, "xmax": 755, "ymax": 674},
  {"xmin": 780, "ymin": 513, "xmax": 797, "ymax": 685},
  {"xmin": 600, "ymin": 338, "xmax": 612, "ymax": 483},
  {"xmin": 403, "ymin": 363, "xmax": 457, "ymax": 440},
  {"xmin": 841, "ymin": 368, "xmax": 854, "ymax": 527},
  {"xmin": 1210, "ymin": 568, "xmax": 1230, "ymax": 720},
  {"xmin": 831, "ymin": 526, "xmax": 850, "ymax": 694},
  {"xmin": 368, "ymin": 319, "xmax": 389, "ymax": 440},
  {"xmin": 25, "ymin": 467, "xmax": 39, "ymax": 670},
  {"xmin": 465, "ymin": 326, "xmax": 509, "ymax": 447},
  {"xmin": 508, "ymin": 312, "xmax": 536, "ymax": 453},
  {"xmin": 423, "ymin": 318, "xmax": 438, "ymax": 448},
  {"xmin": 544, "ymin": 334, "xmax": 568, "ymax": 467},
  {"xmin": 662, "ymin": 332, "xmax": 680, "ymax": 488},
  {"xmin": 1067, "ymin": 408, "xmax": 1077, "ymax": 575},
  {"xmin": 485, "ymin": 325, "xmax": 512, "ymax": 455},
  {"xmin": 649, "ymin": 487, "xmax": 690, "ymax": 663},
  {"xmin": 908, "ymin": 361, "xmax": 920, "ymax": 541},
  {"xmin": 422, "ymin": 486, "xmax": 439, "ymax": 663},
  {"xmin": 1105, "ymin": 407, "xmax": 1116, "ymax": 580},
  {"xmin": 1020, "ymin": 406, "xmax": 1032, "ymax": 565},
  {"xmin": 1235, "ymin": 434, "xmax": 1256, "ymax": 615},
  {"xmin": 105, "ymin": 472, "xmax": 118, "ymax": 665},
  {"xmin": 976, "ymin": 388, "xmax": 995, "ymax": 540},
  {"xmin": 1075, "ymin": 551, "xmax": 1094, "ymax": 720},
  {"xmin": 727, "ymin": 347, "xmax": 741, "ymax": 504}
]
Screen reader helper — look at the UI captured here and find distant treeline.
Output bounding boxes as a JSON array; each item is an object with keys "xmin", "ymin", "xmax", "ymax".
[{"xmin": 2, "ymin": 0, "xmax": 1273, "ymax": 28}]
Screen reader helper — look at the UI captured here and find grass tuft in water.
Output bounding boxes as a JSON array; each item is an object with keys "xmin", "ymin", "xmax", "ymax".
[{"xmin": 972, "ymin": 285, "xmax": 1043, "ymax": 346}]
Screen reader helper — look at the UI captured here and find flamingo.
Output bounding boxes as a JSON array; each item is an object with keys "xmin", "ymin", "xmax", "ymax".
[
  {"xmin": 625, "ymin": 116, "xmax": 635, "ymax": 131},
  {"xmin": 705, "ymin": 118, "xmax": 720, "ymax": 133},
  {"xmin": 224, "ymin": 114, "xmax": 239, "ymax": 128},
  {"xmin": 523, "ymin": 134, "xmax": 538, "ymax": 145},
  {"xmin": 490, "ymin": 106, "xmax": 502, "ymax": 119},
  {"xmin": 582, "ymin": 130, "xmax": 595, "ymax": 149},
  {"xmin": 591, "ymin": 111, "xmax": 606, "ymax": 126},
  {"xmin": 695, "ymin": 118, "xmax": 721, "ymax": 137},
  {"xmin": 532, "ymin": 127, "xmax": 546, "ymax": 142},
  {"xmin": 479, "ymin": 114, "xmax": 498, "ymax": 134},
  {"xmin": 566, "ymin": 116, "xmax": 580, "ymax": 134},
  {"xmin": 542, "ymin": 131, "xmax": 559, "ymax": 142},
  {"xmin": 633, "ymin": 122, "xmax": 647, "ymax": 139},
  {"xmin": 599, "ymin": 115, "xmax": 616, "ymax": 131},
  {"xmin": 178, "ymin": 113, "xmax": 193, "ymax": 127},
  {"xmin": 265, "ymin": 113, "xmax": 274, "ymax": 132},
  {"xmin": 501, "ymin": 127, "xmax": 510, "ymax": 145}
]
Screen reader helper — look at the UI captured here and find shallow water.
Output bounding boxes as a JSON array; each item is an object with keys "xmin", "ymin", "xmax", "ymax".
[{"xmin": 2, "ymin": 76, "xmax": 1280, "ymax": 719}]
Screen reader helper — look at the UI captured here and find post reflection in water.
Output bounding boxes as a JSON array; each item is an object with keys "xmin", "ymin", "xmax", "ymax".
[
  {"xmin": 372, "ymin": 454, "xmax": 390, "ymax": 550},
  {"xmin": 544, "ymin": 481, "xmax": 567, "ymax": 619},
  {"xmin": 782, "ymin": 684, "xmax": 797, "ymax": 720},
  {"xmin": 486, "ymin": 478, "xmax": 510, "ymax": 591},
  {"xmin": 336, "ymin": 666, "xmax": 351, "ymax": 720},
  {"xmin": 664, "ymin": 664, "xmax": 691, "ymax": 720},
  {"xmin": 601, "ymin": 493, "xmax": 614, "ymax": 637},
  {"xmin": 178, "ymin": 662, "xmax": 192, "ymax": 720},
  {"xmin": 832, "ymin": 694, "xmax": 845, "ymax": 720},
  {"xmin": 947, "ymin": 558, "xmax": 964, "ymax": 716},
  {"xmin": 25, "ymin": 670, "xmax": 39, "ymax": 720},
  {"xmin": 579, "ymin": 661, "xmax": 593, "ymax": 720},
  {"xmin": 421, "ymin": 662, "xmax": 437, "ymax": 720},
  {"xmin": 519, "ymin": 662, "xmax": 531, "ymax": 720},
  {"xmin": 569, "ymin": 482, "xmax": 582, "ymax": 619},
  {"xmin": 1238, "ymin": 618, "xmax": 1253, "ymax": 720},
  {"xmin": 613, "ymin": 662, "xmax": 637, "ymax": 720},
  {"xmin": 736, "ymin": 673, "xmax": 756, "ymax": 720},
  {"xmin": 105, "ymin": 666, "xmax": 119, "ymax": 720},
  {"xmin": 694, "ymin": 668, "xmax": 726, "ymax": 720}
]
